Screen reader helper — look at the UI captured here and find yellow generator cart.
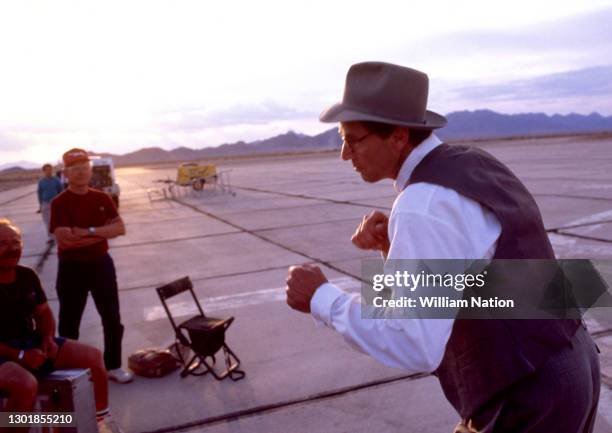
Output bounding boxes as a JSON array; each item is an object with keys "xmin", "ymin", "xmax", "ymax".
[
  {"xmin": 148, "ymin": 162, "xmax": 235, "ymax": 202},
  {"xmin": 177, "ymin": 163, "xmax": 218, "ymax": 191}
]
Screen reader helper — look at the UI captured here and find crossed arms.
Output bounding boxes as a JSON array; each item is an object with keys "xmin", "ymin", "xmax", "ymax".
[{"xmin": 53, "ymin": 216, "xmax": 126, "ymax": 250}]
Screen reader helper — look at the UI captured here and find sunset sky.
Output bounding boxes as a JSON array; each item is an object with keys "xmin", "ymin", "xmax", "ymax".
[{"xmin": 1, "ymin": 0, "xmax": 612, "ymax": 165}]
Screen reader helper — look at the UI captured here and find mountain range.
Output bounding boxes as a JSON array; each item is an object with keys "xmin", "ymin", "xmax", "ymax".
[
  {"xmin": 439, "ymin": 110, "xmax": 612, "ymax": 140},
  {"xmin": 98, "ymin": 110, "xmax": 612, "ymax": 166},
  {"xmin": 93, "ymin": 128, "xmax": 341, "ymax": 166},
  {"xmin": 0, "ymin": 160, "xmax": 42, "ymax": 172},
  {"xmin": 4, "ymin": 110, "xmax": 612, "ymax": 170}
]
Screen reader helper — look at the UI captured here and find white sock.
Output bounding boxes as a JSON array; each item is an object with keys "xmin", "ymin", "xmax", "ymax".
[{"xmin": 96, "ymin": 408, "xmax": 110, "ymax": 420}]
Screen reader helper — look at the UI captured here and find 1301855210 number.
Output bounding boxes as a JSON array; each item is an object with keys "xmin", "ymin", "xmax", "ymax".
[{"xmin": 1, "ymin": 412, "xmax": 75, "ymax": 427}]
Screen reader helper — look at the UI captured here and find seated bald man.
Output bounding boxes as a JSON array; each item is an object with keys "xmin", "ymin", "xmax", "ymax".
[{"xmin": 0, "ymin": 219, "xmax": 122, "ymax": 433}]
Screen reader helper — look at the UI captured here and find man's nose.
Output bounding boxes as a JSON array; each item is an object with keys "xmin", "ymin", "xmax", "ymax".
[{"xmin": 340, "ymin": 141, "xmax": 352, "ymax": 161}]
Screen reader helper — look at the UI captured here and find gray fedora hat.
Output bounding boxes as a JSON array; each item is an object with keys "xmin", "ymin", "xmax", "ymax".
[{"xmin": 320, "ymin": 62, "xmax": 447, "ymax": 130}]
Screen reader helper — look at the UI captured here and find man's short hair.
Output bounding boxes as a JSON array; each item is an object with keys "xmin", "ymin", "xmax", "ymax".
[
  {"xmin": 0, "ymin": 218, "xmax": 19, "ymax": 233},
  {"xmin": 359, "ymin": 121, "xmax": 433, "ymax": 146},
  {"xmin": 42, "ymin": 163, "xmax": 53, "ymax": 171}
]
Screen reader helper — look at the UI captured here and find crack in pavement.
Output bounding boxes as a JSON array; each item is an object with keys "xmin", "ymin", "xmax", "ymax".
[
  {"xmin": 231, "ymin": 184, "xmax": 393, "ymax": 210},
  {"xmin": 171, "ymin": 196, "xmax": 366, "ymax": 283},
  {"xmin": 137, "ymin": 372, "xmax": 428, "ymax": 433}
]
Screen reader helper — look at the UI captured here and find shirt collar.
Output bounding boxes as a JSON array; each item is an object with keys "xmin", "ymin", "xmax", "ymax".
[{"xmin": 393, "ymin": 133, "xmax": 442, "ymax": 193}]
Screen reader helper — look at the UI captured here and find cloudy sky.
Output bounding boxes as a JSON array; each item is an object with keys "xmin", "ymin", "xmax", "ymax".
[{"xmin": 1, "ymin": 0, "xmax": 612, "ymax": 165}]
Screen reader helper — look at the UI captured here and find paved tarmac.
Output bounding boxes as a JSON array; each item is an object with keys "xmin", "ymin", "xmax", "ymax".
[{"xmin": 2, "ymin": 134, "xmax": 612, "ymax": 433}]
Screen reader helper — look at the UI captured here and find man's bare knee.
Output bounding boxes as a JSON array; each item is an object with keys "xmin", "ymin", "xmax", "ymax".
[
  {"xmin": 80, "ymin": 345, "xmax": 104, "ymax": 370},
  {"xmin": 87, "ymin": 347, "xmax": 106, "ymax": 376},
  {"xmin": 18, "ymin": 375, "xmax": 38, "ymax": 401},
  {"xmin": 91, "ymin": 347, "xmax": 104, "ymax": 365},
  {"xmin": 0, "ymin": 362, "xmax": 38, "ymax": 408}
]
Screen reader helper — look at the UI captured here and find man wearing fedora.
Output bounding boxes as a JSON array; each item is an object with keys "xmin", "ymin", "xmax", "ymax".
[{"xmin": 285, "ymin": 62, "xmax": 600, "ymax": 432}]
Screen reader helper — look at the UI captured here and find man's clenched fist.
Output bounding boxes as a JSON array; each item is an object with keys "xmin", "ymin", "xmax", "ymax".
[
  {"xmin": 285, "ymin": 264, "xmax": 328, "ymax": 313},
  {"xmin": 351, "ymin": 211, "xmax": 390, "ymax": 255}
]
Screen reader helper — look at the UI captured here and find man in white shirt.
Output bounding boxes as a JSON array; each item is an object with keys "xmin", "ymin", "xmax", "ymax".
[{"xmin": 285, "ymin": 62, "xmax": 600, "ymax": 432}]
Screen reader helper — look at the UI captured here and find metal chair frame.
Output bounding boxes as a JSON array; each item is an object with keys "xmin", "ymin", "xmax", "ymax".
[{"xmin": 156, "ymin": 277, "xmax": 245, "ymax": 381}]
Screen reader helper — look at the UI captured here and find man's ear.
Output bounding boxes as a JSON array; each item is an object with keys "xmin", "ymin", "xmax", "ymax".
[{"xmin": 390, "ymin": 127, "xmax": 409, "ymax": 153}]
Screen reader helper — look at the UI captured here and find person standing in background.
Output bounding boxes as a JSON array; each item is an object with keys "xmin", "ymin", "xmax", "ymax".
[
  {"xmin": 37, "ymin": 163, "xmax": 63, "ymax": 244},
  {"xmin": 50, "ymin": 148, "xmax": 132, "ymax": 384}
]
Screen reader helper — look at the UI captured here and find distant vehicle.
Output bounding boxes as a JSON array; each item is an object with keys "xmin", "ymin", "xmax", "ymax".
[
  {"xmin": 148, "ymin": 162, "xmax": 235, "ymax": 202},
  {"xmin": 176, "ymin": 162, "xmax": 217, "ymax": 191},
  {"xmin": 89, "ymin": 156, "xmax": 121, "ymax": 208}
]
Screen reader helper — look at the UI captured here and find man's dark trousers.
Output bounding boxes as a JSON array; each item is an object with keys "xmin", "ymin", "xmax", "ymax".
[
  {"xmin": 56, "ymin": 253, "xmax": 124, "ymax": 370},
  {"xmin": 454, "ymin": 325, "xmax": 600, "ymax": 433}
]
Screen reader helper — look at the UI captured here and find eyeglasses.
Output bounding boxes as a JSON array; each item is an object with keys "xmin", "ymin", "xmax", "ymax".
[{"xmin": 341, "ymin": 131, "xmax": 375, "ymax": 152}]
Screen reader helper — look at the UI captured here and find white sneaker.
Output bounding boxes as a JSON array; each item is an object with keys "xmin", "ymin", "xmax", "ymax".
[
  {"xmin": 97, "ymin": 414, "xmax": 124, "ymax": 433},
  {"xmin": 107, "ymin": 368, "xmax": 133, "ymax": 383}
]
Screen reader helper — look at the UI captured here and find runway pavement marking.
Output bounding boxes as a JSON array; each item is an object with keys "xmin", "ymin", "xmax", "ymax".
[
  {"xmin": 548, "ymin": 233, "xmax": 612, "ymax": 253},
  {"xmin": 565, "ymin": 209, "xmax": 612, "ymax": 228},
  {"xmin": 552, "ymin": 219, "xmax": 612, "ymax": 233},
  {"xmin": 534, "ymin": 192, "xmax": 612, "ymax": 202},
  {"xmin": 143, "ymin": 276, "xmax": 360, "ymax": 321}
]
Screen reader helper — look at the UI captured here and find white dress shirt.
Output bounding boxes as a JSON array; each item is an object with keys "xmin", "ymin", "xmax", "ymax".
[{"xmin": 310, "ymin": 133, "xmax": 502, "ymax": 373}]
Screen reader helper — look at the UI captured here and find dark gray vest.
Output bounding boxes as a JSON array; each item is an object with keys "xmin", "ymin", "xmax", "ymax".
[{"xmin": 409, "ymin": 144, "xmax": 580, "ymax": 419}]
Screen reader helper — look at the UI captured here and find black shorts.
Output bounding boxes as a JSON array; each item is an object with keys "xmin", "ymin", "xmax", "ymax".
[{"xmin": 0, "ymin": 334, "xmax": 66, "ymax": 378}]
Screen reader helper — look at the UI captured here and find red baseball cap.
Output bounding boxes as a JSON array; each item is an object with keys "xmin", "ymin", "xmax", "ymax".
[{"xmin": 62, "ymin": 148, "xmax": 90, "ymax": 167}]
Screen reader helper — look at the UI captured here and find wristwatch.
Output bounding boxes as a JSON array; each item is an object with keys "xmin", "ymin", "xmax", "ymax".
[
  {"xmin": 88, "ymin": 226, "xmax": 97, "ymax": 235},
  {"xmin": 17, "ymin": 349, "xmax": 25, "ymax": 361}
]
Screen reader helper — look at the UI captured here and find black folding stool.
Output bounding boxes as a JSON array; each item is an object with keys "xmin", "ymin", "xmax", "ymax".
[{"xmin": 156, "ymin": 276, "xmax": 245, "ymax": 381}]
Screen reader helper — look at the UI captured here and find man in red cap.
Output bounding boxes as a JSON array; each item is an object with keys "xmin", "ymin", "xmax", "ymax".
[{"xmin": 49, "ymin": 148, "xmax": 133, "ymax": 383}]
